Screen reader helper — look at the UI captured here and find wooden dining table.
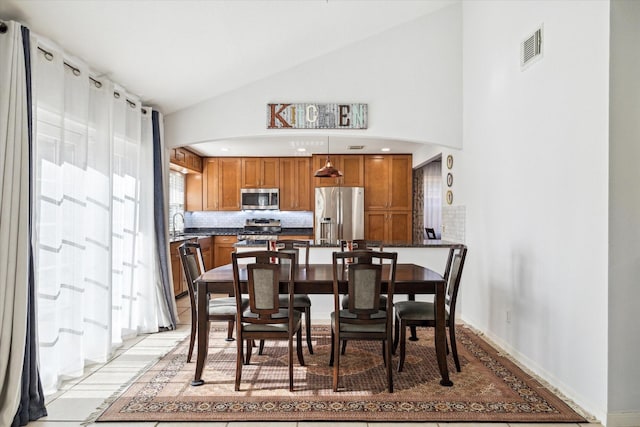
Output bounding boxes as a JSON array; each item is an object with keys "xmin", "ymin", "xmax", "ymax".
[{"xmin": 193, "ymin": 262, "xmax": 453, "ymax": 387}]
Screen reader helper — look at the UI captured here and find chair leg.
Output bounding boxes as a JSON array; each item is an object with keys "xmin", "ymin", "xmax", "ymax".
[
  {"xmin": 288, "ymin": 332, "xmax": 294, "ymax": 392},
  {"xmin": 332, "ymin": 330, "xmax": 340, "ymax": 392},
  {"xmin": 187, "ymin": 316, "xmax": 197, "ymax": 363},
  {"xmin": 392, "ymin": 316, "xmax": 400, "ymax": 355},
  {"xmin": 296, "ymin": 328, "xmax": 305, "ymax": 366},
  {"xmin": 245, "ymin": 339, "xmax": 253, "ymax": 365},
  {"xmin": 329, "ymin": 329, "xmax": 335, "ymax": 367},
  {"xmin": 409, "ymin": 325, "xmax": 419, "ymax": 341},
  {"xmin": 449, "ymin": 324, "xmax": 461, "ymax": 372},
  {"xmin": 397, "ymin": 320, "xmax": 407, "ymax": 372},
  {"xmin": 235, "ymin": 334, "xmax": 243, "ymax": 391},
  {"xmin": 341, "ymin": 339, "xmax": 348, "ymax": 355},
  {"xmin": 381, "ymin": 341, "xmax": 386, "ymax": 367},
  {"xmin": 386, "ymin": 338, "xmax": 394, "ymax": 393},
  {"xmin": 225, "ymin": 320, "xmax": 235, "ymax": 341},
  {"xmin": 258, "ymin": 339, "xmax": 265, "ymax": 355},
  {"xmin": 304, "ymin": 306, "xmax": 313, "ymax": 354}
]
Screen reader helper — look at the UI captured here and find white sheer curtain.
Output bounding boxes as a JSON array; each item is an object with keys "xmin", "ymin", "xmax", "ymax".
[
  {"xmin": 32, "ymin": 38, "xmax": 168, "ymax": 393},
  {"xmin": 424, "ymin": 160, "xmax": 442, "ymax": 239}
]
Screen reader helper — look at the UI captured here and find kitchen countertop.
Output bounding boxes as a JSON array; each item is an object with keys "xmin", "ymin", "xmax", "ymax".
[
  {"xmin": 169, "ymin": 227, "xmax": 314, "ymax": 244},
  {"xmin": 235, "ymin": 240, "xmax": 462, "ymax": 248},
  {"xmin": 170, "ymin": 228, "xmax": 458, "ymax": 248}
]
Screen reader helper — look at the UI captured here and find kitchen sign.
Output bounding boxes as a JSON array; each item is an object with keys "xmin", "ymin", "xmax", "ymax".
[{"xmin": 267, "ymin": 103, "xmax": 368, "ymax": 129}]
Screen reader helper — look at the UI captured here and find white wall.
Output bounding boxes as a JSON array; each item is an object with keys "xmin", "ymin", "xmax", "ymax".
[
  {"xmin": 165, "ymin": 3, "xmax": 462, "ymax": 149},
  {"xmin": 608, "ymin": 1, "xmax": 640, "ymax": 425},
  {"xmin": 460, "ymin": 1, "xmax": 609, "ymax": 423}
]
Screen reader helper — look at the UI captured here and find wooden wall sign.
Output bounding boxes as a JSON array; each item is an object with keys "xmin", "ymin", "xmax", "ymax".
[{"xmin": 267, "ymin": 103, "xmax": 368, "ymax": 129}]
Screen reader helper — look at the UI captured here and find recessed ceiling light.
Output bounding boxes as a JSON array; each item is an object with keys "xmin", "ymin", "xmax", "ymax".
[{"xmin": 381, "ymin": 147, "xmax": 391, "ymax": 152}]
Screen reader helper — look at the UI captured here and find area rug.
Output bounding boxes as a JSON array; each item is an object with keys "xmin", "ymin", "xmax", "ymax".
[{"xmin": 96, "ymin": 325, "xmax": 587, "ymax": 423}]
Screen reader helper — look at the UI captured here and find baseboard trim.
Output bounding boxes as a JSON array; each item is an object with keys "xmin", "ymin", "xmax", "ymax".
[{"xmin": 607, "ymin": 411, "xmax": 640, "ymax": 427}]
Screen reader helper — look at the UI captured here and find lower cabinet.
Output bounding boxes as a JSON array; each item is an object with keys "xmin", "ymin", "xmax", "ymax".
[
  {"xmin": 278, "ymin": 235, "xmax": 313, "ymax": 241},
  {"xmin": 213, "ymin": 235, "xmax": 237, "ymax": 268},
  {"xmin": 365, "ymin": 211, "xmax": 412, "ymax": 243},
  {"xmin": 169, "ymin": 240, "xmax": 191, "ymax": 297},
  {"xmin": 197, "ymin": 236, "xmax": 213, "ymax": 270}
]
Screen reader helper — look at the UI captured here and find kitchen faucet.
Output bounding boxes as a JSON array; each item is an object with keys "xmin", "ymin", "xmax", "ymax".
[{"xmin": 171, "ymin": 212, "xmax": 185, "ymax": 237}]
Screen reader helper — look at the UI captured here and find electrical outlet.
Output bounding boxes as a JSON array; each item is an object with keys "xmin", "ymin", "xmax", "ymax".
[{"xmin": 506, "ymin": 310, "xmax": 512, "ymax": 324}]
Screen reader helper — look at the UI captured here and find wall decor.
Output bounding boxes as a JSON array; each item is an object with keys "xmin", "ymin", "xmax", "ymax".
[
  {"xmin": 446, "ymin": 190, "xmax": 453, "ymax": 205},
  {"xmin": 267, "ymin": 103, "xmax": 368, "ymax": 129},
  {"xmin": 447, "ymin": 172, "xmax": 453, "ymax": 187},
  {"xmin": 446, "ymin": 155, "xmax": 453, "ymax": 169}
]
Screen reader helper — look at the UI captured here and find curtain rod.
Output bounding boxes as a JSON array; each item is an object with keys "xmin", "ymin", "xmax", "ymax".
[
  {"xmin": 0, "ymin": 20, "xmax": 8, "ymax": 34},
  {"xmin": 37, "ymin": 45, "xmax": 142, "ymax": 111}
]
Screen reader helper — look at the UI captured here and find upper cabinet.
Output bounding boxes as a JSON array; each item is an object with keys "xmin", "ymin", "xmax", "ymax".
[
  {"xmin": 241, "ymin": 157, "xmax": 279, "ymax": 188},
  {"xmin": 312, "ymin": 154, "xmax": 364, "ymax": 187},
  {"xmin": 279, "ymin": 157, "xmax": 312, "ymax": 211},
  {"xmin": 218, "ymin": 158, "xmax": 243, "ymax": 210},
  {"xmin": 170, "ymin": 147, "xmax": 202, "ymax": 173},
  {"xmin": 364, "ymin": 154, "xmax": 412, "ymax": 211},
  {"xmin": 202, "ymin": 157, "xmax": 242, "ymax": 210}
]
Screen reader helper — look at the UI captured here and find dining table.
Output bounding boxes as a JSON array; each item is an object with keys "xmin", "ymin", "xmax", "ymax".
[{"xmin": 192, "ymin": 262, "xmax": 453, "ymax": 387}]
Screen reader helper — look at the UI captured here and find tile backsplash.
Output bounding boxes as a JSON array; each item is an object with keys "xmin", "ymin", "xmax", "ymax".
[
  {"xmin": 185, "ymin": 211, "xmax": 314, "ymax": 228},
  {"xmin": 442, "ymin": 205, "xmax": 466, "ymax": 243}
]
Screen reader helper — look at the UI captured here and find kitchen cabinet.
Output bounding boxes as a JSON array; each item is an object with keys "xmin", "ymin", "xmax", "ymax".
[
  {"xmin": 279, "ymin": 235, "xmax": 313, "ymax": 240},
  {"xmin": 218, "ymin": 158, "xmax": 242, "ymax": 210},
  {"xmin": 185, "ymin": 173, "xmax": 203, "ymax": 211},
  {"xmin": 170, "ymin": 147, "xmax": 202, "ymax": 173},
  {"xmin": 279, "ymin": 157, "xmax": 312, "ymax": 210},
  {"xmin": 364, "ymin": 211, "xmax": 412, "ymax": 243},
  {"xmin": 364, "ymin": 154, "xmax": 412, "ymax": 210},
  {"xmin": 169, "ymin": 240, "xmax": 190, "ymax": 297},
  {"xmin": 202, "ymin": 158, "xmax": 219, "ymax": 210},
  {"xmin": 213, "ymin": 235, "xmax": 237, "ymax": 268},
  {"xmin": 203, "ymin": 157, "xmax": 242, "ymax": 211},
  {"xmin": 312, "ymin": 154, "xmax": 364, "ymax": 187},
  {"xmin": 197, "ymin": 236, "xmax": 213, "ymax": 270},
  {"xmin": 241, "ymin": 157, "xmax": 279, "ymax": 188}
]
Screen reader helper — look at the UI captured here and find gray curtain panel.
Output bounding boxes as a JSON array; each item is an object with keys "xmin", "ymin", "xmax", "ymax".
[{"xmin": 153, "ymin": 110, "xmax": 177, "ymax": 328}]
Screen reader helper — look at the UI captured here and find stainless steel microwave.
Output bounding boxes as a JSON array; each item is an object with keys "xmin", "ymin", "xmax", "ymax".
[{"xmin": 240, "ymin": 188, "xmax": 279, "ymax": 210}]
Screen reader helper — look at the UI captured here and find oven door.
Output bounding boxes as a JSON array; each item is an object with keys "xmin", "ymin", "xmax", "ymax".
[{"xmin": 240, "ymin": 188, "xmax": 279, "ymax": 210}]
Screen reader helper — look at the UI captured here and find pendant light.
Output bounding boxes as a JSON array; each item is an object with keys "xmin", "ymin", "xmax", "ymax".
[{"xmin": 314, "ymin": 137, "xmax": 343, "ymax": 177}]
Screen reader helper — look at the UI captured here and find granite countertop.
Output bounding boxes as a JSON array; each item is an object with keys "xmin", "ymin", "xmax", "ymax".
[
  {"xmin": 235, "ymin": 240, "xmax": 462, "ymax": 248},
  {"xmin": 169, "ymin": 227, "xmax": 314, "ymax": 243}
]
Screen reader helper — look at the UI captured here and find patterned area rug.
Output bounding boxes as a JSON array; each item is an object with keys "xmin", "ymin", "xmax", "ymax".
[{"xmin": 97, "ymin": 325, "xmax": 586, "ymax": 422}]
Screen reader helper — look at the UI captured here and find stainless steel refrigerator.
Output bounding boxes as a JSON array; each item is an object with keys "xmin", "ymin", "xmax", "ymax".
[{"xmin": 315, "ymin": 186, "xmax": 364, "ymax": 244}]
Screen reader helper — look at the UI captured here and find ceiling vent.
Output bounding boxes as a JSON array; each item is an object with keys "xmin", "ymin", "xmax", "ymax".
[
  {"xmin": 348, "ymin": 145, "xmax": 364, "ymax": 150},
  {"xmin": 521, "ymin": 26, "xmax": 543, "ymax": 70}
]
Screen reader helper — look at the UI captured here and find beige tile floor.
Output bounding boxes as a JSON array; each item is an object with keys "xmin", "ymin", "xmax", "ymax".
[{"xmin": 27, "ymin": 296, "xmax": 602, "ymax": 427}]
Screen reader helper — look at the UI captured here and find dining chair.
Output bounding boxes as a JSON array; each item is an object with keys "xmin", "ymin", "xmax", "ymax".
[
  {"xmin": 330, "ymin": 250, "xmax": 397, "ymax": 392},
  {"xmin": 232, "ymin": 250, "xmax": 305, "ymax": 392},
  {"xmin": 393, "ymin": 245, "xmax": 468, "ymax": 372},
  {"xmin": 425, "ymin": 227, "xmax": 437, "ymax": 240},
  {"xmin": 259, "ymin": 239, "xmax": 313, "ymax": 354},
  {"xmin": 338, "ymin": 240, "xmax": 386, "ymax": 355},
  {"xmin": 178, "ymin": 242, "xmax": 248, "ymax": 363}
]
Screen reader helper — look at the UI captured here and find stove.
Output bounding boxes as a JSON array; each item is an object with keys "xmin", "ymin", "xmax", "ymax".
[{"xmin": 237, "ymin": 218, "xmax": 282, "ymax": 242}]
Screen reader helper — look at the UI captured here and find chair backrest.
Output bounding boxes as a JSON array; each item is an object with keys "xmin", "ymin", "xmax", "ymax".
[
  {"xmin": 178, "ymin": 242, "xmax": 205, "ymax": 314},
  {"xmin": 271, "ymin": 239, "xmax": 310, "ymax": 268},
  {"xmin": 443, "ymin": 246, "xmax": 467, "ymax": 318},
  {"xmin": 332, "ymin": 250, "xmax": 397, "ymax": 324},
  {"xmin": 425, "ymin": 227, "xmax": 437, "ymax": 240},
  {"xmin": 232, "ymin": 250, "xmax": 296, "ymax": 326},
  {"xmin": 340, "ymin": 239, "xmax": 384, "ymax": 264}
]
